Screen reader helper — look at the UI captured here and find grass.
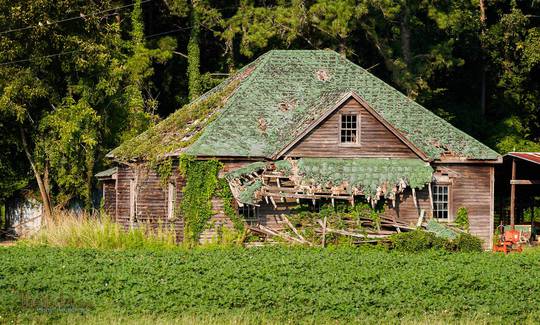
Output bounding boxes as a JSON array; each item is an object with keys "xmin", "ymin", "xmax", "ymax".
[
  {"xmin": 2, "ymin": 246, "xmax": 540, "ymax": 324},
  {"xmin": 22, "ymin": 210, "xmax": 178, "ymax": 250}
]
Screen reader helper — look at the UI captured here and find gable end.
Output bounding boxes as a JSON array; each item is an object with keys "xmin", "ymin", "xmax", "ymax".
[{"xmin": 277, "ymin": 93, "xmax": 429, "ymax": 160}]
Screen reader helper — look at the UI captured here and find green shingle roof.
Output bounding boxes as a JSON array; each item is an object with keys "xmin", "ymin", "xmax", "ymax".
[
  {"xmin": 95, "ymin": 167, "xmax": 118, "ymax": 179},
  {"xmin": 111, "ymin": 50, "xmax": 499, "ymax": 161}
]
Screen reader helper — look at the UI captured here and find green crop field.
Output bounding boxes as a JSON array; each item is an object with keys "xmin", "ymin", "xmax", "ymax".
[{"xmin": 1, "ymin": 246, "xmax": 540, "ymax": 324}]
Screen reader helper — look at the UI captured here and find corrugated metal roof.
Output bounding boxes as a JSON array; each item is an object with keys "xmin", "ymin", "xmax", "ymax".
[{"xmin": 506, "ymin": 152, "xmax": 540, "ymax": 165}]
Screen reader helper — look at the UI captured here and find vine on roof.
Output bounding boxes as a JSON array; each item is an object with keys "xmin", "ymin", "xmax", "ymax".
[{"xmin": 110, "ymin": 79, "xmax": 240, "ymax": 164}]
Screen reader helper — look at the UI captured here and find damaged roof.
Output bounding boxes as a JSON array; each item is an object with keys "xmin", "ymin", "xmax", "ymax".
[{"xmin": 110, "ymin": 50, "xmax": 499, "ymax": 162}]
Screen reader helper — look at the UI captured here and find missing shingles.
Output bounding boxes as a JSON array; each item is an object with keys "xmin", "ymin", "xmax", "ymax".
[
  {"xmin": 278, "ymin": 98, "xmax": 298, "ymax": 112},
  {"xmin": 315, "ymin": 69, "xmax": 331, "ymax": 81},
  {"xmin": 258, "ymin": 117, "xmax": 267, "ymax": 133}
]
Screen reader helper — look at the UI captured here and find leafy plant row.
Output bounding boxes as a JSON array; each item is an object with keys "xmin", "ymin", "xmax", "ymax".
[{"xmin": 1, "ymin": 246, "xmax": 540, "ymax": 322}]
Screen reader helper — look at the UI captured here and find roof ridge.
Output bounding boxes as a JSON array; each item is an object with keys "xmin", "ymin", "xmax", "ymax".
[{"xmin": 341, "ymin": 56, "xmax": 499, "ymax": 158}]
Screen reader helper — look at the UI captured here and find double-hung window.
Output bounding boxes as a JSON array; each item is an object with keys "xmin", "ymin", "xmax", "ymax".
[
  {"xmin": 432, "ymin": 184, "xmax": 449, "ymax": 220},
  {"xmin": 340, "ymin": 114, "xmax": 358, "ymax": 144}
]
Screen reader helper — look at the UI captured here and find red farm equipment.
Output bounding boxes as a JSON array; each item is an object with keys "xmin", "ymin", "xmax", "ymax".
[{"xmin": 492, "ymin": 223, "xmax": 531, "ymax": 253}]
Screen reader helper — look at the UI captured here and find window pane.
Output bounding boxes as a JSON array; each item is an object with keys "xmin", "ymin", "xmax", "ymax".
[
  {"xmin": 432, "ymin": 184, "xmax": 449, "ymax": 219},
  {"xmin": 340, "ymin": 115, "xmax": 358, "ymax": 143}
]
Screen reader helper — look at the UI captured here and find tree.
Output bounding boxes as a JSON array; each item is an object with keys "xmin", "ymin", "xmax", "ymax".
[{"xmin": 0, "ymin": 0, "xmax": 175, "ymax": 214}]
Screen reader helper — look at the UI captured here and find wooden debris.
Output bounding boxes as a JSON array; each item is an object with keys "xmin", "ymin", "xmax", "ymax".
[
  {"xmin": 281, "ymin": 215, "xmax": 311, "ymax": 245},
  {"xmin": 322, "ymin": 216, "xmax": 327, "ymax": 247},
  {"xmin": 258, "ymin": 225, "xmax": 304, "ymax": 244},
  {"xmin": 416, "ymin": 209, "xmax": 425, "ymax": 227}
]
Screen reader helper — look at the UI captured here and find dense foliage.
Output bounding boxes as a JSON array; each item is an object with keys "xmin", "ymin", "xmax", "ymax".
[
  {"xmin": 26, "ymin": 212, "xmax": 177, "ymax": 250},
  {"xmin": 388, "ymin": 230, "xmax": 483, "ymax": 253},
  {"xmin": 0, "ymin": 0, "xmax": 539, "ymax": 211},
  {"xmin": 2, "ymin": 246, "xmax": 540, "ymax": 323},
  {"xmin": 177, "ymin": 155, "xmax": 244, "ymax": 244}
]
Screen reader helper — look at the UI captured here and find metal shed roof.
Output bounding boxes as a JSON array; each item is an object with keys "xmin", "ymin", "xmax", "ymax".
[{"xmin": 505, "ymin": 152, "xmax": 540, "ymax": 165}]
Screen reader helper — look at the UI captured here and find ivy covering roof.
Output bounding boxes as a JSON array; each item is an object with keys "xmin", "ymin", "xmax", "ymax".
[{"xmin": 110, "ymin": 50, "xmax": 499, "ymax": 162}]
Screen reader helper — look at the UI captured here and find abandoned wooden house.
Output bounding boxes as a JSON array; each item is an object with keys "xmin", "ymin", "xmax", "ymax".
[{"xmin": 98, "ymin": 50, "xmax": 501, "ymax": 247}]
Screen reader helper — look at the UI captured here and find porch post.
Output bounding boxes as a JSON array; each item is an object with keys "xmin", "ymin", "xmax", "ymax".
[{"xmin": 510, "ymin": 158, "xmax": 516, "ymax": 228}]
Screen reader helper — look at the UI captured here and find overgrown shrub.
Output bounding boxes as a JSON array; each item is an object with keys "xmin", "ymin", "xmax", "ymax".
[
  {"xmin": 388, "ymin": 229, "xmax": 483, "ymax": 252},
  {"xmin": 452, "ymin": 233, "xmax": 484, "ymax": 252},
  {"xmin": 388, "ymin": 230, "xmax": 449, "ymax": 252},
  {"xmin": 455, "ymin": 207, "xmax": 470, "ymax": 231}
]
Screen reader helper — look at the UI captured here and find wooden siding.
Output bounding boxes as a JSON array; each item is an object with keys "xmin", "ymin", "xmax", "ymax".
[
  {"xmin": 382, "ymin": 187, "xmax": 431, "ymax": 225},
  {"xmin": 435, "ymin": 164, "xmax": 494, "ymax": 248},
  {"xmin": 102, "ymin": 181, "xmax": 117, "ymax": 217},
  {"xmin": 116, "ymin": 164, "xmax": 185, "ymax": 242},
  {"xmin": 113, "ymin": 160, "xmax": 494, "ymax": 248},
  {"xmin": 286, "ymin": 98, "xmax": 418, "ymax": 158}
]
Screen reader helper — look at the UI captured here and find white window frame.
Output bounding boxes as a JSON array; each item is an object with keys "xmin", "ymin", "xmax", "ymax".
[
  {"xmin": 339, "ymin": 113, "xmax": 360, "ymax": 145},
  {"xmin": 432, "ymin": 184, "xmax": 451, "ymax": 221},
  {"xmin": 167, "ymin": 182, "xmax": 176, "ymax": 220}
]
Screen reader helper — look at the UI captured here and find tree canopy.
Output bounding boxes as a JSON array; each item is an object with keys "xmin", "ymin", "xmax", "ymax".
[{"xmin": 0, "ymin": 0, "xmax": 538, "ymax": 210}]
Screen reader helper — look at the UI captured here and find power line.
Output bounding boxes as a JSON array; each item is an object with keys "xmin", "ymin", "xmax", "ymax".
[
  {"xmin": 0, "ymin": 0, "xmax": 152, "ymax": 36},
  {"xmin": 0, "ymin": 50, "xmax": 79, "ymax": 66},
  {"xmin": 0, "ymin": 26, "xmax": 193, "ymax": 66},
  {"xmin": 145, "ymin": 26, "xmax": 192, "ymax": 39}
]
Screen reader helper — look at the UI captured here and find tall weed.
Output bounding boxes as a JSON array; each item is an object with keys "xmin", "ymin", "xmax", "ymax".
[{"xmin": 23, "ymin": 210, "xmax": 177, "ymax": 250}]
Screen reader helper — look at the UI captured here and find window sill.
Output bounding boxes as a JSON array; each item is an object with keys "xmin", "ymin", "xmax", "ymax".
[
  {"xmin": 433, "ymin": 218, "xmax": 452, "ymax": 223},
  {"xmin": 338, "ymin": 143, "xmax": 361, "ymax": 147}
]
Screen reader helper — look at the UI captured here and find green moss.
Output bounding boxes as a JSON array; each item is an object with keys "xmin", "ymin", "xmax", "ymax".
[
  {"xmin": 183, "ymin": 50, "xmax": 499, "ymax": 160},
  {"xmin": 238, "ymin": 180, "xmax": 263, "ymax": 205},
  {"xmin": 274, "ymin": 160, "xmax": 292, "ymax": 176},
  {"xmin": 425, "ymin": 220, "xmax": 458, "ymax": 240},
  {"xmin": 225, "ymin": 162, "xmax": 266, "ymax": 181},
  {"xmin": 109, "ymin": 79, "xmax": 240, "ymax": 163},
  {"xmin": 154, "ymin": 158, "xmax": 174, "ymax": 187},
  {"xmin": 296, "ymin": 158, "xmax": 433, "ymax": 196}
]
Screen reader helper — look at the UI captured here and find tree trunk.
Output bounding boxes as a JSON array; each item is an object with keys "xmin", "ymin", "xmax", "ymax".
[
  {"xmin": 479, "ymin": 0, "xmax": 487, "ymax": 115},
  {"xmin": 85, "ymin": 151, "xmax": 95, "ymax": 211},
  {"xmin": 19, "ymin": 127, "xmax": 52, "ymax": 221},
  {"xmin": 400, "ymin": 4, "xmax": 412, "ymax": 68}
]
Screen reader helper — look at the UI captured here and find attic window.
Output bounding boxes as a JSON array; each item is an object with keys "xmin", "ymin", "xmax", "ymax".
[
  {"xmin": 340, "ymin": 114, "xmax": 358, "ymax": 144},
  {"xmin": 315, "ymin": 69, "xmax": 330, "ymax": 81}
]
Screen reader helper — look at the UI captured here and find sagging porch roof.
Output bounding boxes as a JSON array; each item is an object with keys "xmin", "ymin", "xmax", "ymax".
[{"xmin": 226, "ymin": 158, "xmax": 433, "ymax": 206}]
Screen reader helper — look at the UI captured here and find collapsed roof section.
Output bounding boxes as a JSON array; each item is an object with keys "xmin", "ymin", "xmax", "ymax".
[
  {"xmin": 109, "ymin": 50, "xmax": 500, "ymax": 163},
  {"xmin": 226, "ymin": 158, "xmax": 434, "ymax": 206}
]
